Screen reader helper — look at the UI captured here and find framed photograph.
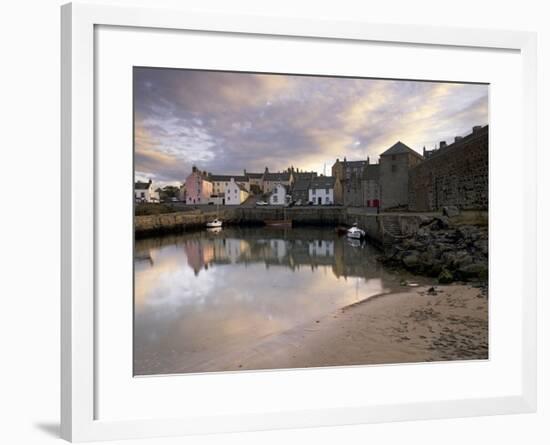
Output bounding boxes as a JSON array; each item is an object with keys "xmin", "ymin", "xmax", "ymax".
[{"xmin": 61, "ymin": 2, "xmax": 537, "ymax": 442}]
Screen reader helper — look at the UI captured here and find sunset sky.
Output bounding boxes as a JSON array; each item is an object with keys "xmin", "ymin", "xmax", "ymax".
[{"xmin": 134, "ymin": 67, "xmax": 488, "ymax": 186}]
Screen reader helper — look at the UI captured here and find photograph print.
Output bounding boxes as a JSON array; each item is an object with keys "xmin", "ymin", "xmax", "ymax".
[{"xmin": 133, "ymin": 67, "xmax": 489, "ymax": 376}]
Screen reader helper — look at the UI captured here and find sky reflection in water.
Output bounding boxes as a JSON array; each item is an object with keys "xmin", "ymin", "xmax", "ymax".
[{"xmin": 134, "ymin": 226, "xmax": 406, "ymax": 375}]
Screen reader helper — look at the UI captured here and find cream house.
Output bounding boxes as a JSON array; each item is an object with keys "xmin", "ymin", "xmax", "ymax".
[{"xmin": 208, "ymin": 174, "xmax": 250, "ymax": 195}]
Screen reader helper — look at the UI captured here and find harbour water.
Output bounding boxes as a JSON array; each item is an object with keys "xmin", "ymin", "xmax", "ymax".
[{"xmin": 134, "ymin": 226, "xmax": 422, "ymax": 375}]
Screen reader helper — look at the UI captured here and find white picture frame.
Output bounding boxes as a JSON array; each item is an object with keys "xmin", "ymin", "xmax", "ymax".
[{"xmin": 61, "ymin": 2, "xmax": 537, "ymax": 442}]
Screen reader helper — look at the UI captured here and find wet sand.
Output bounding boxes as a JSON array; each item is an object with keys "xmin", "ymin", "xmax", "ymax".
[{"xmin": 195, "ymin": 284, "xmax": 488, "ymax": 373}]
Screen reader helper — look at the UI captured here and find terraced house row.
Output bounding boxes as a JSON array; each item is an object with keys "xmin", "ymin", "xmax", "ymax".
[{"xmin": 136, "ymin": 125, "xmax": 488, "ymax": 211}]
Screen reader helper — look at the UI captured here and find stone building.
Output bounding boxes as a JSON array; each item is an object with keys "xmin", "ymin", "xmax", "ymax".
[
  {"xmin": 362, "ymin": 164, "xmax": 380, "ymax": 208},
  {"xmin": 408, "ymin": 125, "xmax": 488, "ymax": 211},
  {"xmin": 332, "ymin": 157, "xmax": 370, "ymax": 206},
  {"xmin": 379, "ymin": 141, "xmax": 424, "ymax": 210}
]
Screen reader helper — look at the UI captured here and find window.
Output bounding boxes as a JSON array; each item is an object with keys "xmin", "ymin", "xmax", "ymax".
[
  {"xmin": 273, "ymin": 195, "xmax": 278, "ymax": 203},
  {"xmin": 325, "ymin": 187, "xmax": 329, "ymax": 193},
  {"xmin": 325, "ymin": 197, "xmax": 330, "ymax": 203},
  {"xmin": 140, "ymin": 192, "xmax": 145, "ymax": 198}
]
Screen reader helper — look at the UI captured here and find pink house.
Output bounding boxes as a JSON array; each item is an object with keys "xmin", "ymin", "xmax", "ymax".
[{"xmin": 185, "ymin": 167, "xmax": 213, "ymax": 205}]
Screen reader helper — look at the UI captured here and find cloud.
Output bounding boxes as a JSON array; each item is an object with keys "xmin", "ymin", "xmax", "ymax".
[{"xmin": 134, "ymin": 68, "xmax": 488, "ymax": 185}]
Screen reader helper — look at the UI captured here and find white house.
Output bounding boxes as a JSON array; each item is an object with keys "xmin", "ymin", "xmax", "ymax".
[
  {"xmin": 135, "ymin": 179, "xmax": 159, "ymax": 203},
  {"xmin": 268, "ymin": 183, "xmax": 288, "ymax": 206},
  {"xmin": 225, "ymin": 178, "xmax": 249, "ymax": 205},
  {"xmin": 308, "ymin": 176, "xmax": 335, "ymax": 205}
]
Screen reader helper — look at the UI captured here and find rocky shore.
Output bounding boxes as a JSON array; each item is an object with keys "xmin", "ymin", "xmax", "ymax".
[{"xmin": 380, "ymin": 213, "xmax": 488, "ymax": 285}]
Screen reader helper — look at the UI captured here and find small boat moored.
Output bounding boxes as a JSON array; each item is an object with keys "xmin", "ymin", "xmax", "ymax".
[
  {"xmin": 346, "ymin": 223, "xmax": 365, "ymax": 239},
  {"xmin": 206, "ymin": 218, "xmax": 223, "ymax": 228}
]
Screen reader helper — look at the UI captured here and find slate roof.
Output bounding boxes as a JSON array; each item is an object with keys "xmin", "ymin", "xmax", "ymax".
[
  {"xmin": 245, "ymin": 172, "xmax": 264, "ymax": 179},
  {"xmin": 310, "ymin": 176, "xmax": 335, "ymax": 189},
  {"xmin": 208, "ymin": 174, "xmax": 249, "ymax": 182},
  {"xmin": 135, "ymin": 181, "xmax": 151, "ymax": 190},
  {"xmin": 264, "ymin": 172, "xmax": 291, "ymax": 181},
  {"xmin": 380, "ymin": 141, "xmax": 423, "ymax": 159},
  {"xmin": 293, "ymin": 171, "xmax": 317, "ymax": 180},
  {"xmin": 343, "ymin": 160, "xmax": 369, "ymax": 167},
  {"xmin": 292, "ymin": 177, "xmax": 311, "ymax": 191}
]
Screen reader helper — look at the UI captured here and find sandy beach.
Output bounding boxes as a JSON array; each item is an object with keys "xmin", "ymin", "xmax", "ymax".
[{"xmin": 197, "ymin": 283, "xmax": 488, "ymax": 373}]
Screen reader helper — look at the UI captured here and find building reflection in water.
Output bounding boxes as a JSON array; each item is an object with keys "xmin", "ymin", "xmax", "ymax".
[{"xmin": 133, "ymin": 226, "xmax": 411, "ymax": 375}]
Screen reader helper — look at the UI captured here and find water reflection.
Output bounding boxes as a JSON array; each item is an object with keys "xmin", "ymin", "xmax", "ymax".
[{"xmin": 134, "ymin": 226, "xmax": 411, "ymax": 375}]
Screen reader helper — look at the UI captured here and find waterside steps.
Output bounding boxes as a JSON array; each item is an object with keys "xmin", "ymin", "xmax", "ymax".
[{"xmin": 382, "ymin": 215, "xmax": 405, "ymax": 247}]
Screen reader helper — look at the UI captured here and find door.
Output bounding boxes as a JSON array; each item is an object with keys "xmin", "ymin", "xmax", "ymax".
[{"xmin": 318, "ymin": 197, "xmax": 322, "ymax": 205}]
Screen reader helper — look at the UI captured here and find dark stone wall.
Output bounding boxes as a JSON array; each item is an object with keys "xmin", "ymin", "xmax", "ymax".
[
  {"xmin": 380, "ymin": 152, "xmax": 423, "ymax": 210},
  {"xmin": 408, "ymin": 127, "xmax": 488, "ymax": 211}
]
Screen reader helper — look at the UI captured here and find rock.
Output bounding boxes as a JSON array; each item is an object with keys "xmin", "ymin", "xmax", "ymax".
[
  {"xmin": 449, "ymin": 250, "xmax": 473, "ymax": 268},
  {"xmin": 456, "ymin": 262, "xmax": 488, "ymax": 280},
  {"xmin": 402, "ymin": 251, "xmax": 420, "ymax": 268},
  {"xmin": 419, "ymin": 216, "xmax": 436, "ymax": 227},
  {"xmin": 430, "ymin": 216, "xmax": 450, "ymax": 230},
  {"xmin": 426, "ymin": 261, "xmax": 443, "ymax": 277},
  {"xmin": 438, "ymin": 268, "xmax": 454, "ymax": 284},
  {"xmin": 442, "ymin": 206, "xmax": 460, "ymax": 217},
  {"xmin": 474, "ymin": 239, "xmax": 488, "ymax": 256}
]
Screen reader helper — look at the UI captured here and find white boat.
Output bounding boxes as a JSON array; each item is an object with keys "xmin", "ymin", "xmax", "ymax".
[
  {"xmin": 347, "ymin": 238, "xmax": 362, "ymax": 248},
  {"xmin": 346, "ymin": 223, "xmax": 365, "ymax": 239},
  {"xmin": 206, "ymin": 218, "xmax": 222, "ymax": 228}
]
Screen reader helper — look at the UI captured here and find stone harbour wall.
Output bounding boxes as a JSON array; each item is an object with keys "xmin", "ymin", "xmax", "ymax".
[{"xmin": 135, "ymin": 207, "xmax": 346, "ymax": 237}]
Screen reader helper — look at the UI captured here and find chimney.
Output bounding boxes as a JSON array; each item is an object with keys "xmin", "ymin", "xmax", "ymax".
[
  {"xmin": 265, "ymin": 166, "xmax": 269, "ymax": 173},
  {"xmin": 344, "ymin": 156, "xmax": 347, "ymax": 163},
  {"xmin": 336, "ymin": 158, "xmax": 339, "ymax": 163},
  {"xmin": 148, "ymin": 179, "xmax": 152, "ymax": 185},
  {"xmin": 473, "ymin": 125, "xmax": 482, "ymax": 133},
  {"xmin": 243, "ymin": 169, "xmax": 247, "ymax": 175},
  {"xmin": 423, "ymin": 146, "xmax": 427, "ymax": 156},
  {"xmin": 454, "ymin": 136, "xmax": 463, "ymax": 143},
  {"xmin": 192, "ymin": 165, "xmax": 197, "ymax": 173},
  {"xmin": 439, "ymin": 141, "xmax": 447, "ymax": 149}
]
